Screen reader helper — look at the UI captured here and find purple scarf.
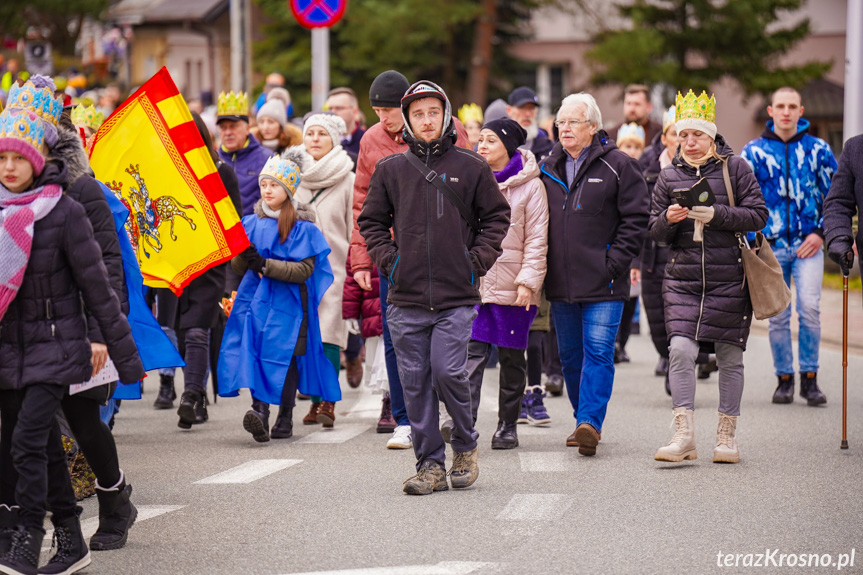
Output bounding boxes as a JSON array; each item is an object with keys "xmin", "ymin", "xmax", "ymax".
[{"xmin": 494, "ymin": 153, "xmax": 523, "ymax": 183}]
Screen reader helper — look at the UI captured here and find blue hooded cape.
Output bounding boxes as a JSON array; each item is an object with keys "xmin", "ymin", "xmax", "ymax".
[
  {"xmin": 217, "ymin": 214, "xmax": 339, "ymax": 405},
  {"xmin": 99, "ymin": 182, "xmax": 185, "ymax": 400}
]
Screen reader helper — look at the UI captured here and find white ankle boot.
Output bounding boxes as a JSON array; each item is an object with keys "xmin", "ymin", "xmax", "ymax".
[
  {"xmin": 654, "ymin": 407, "xmax": 697, "ymax": 462},
  {"xmin": 713, "ymin": 412, "xmax": 739, "ymax": 463}
]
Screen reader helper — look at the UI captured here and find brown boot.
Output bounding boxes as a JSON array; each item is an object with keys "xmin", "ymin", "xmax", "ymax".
[
  {"xmin": 303, "ymin": 402, "xmax": 321, "ymax": 425},
  {"xmin": 345, "ymin": 357, "xmax": 363, "ymax": 388},
  {"xmin": 316, "ymin": 401, "xmax": 336, "ymax": 428}
]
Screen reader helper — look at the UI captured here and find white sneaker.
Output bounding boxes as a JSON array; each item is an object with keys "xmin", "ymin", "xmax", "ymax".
[{"xmin": 387, "ymin": 425, "xmax": 412, "ymax": 449}]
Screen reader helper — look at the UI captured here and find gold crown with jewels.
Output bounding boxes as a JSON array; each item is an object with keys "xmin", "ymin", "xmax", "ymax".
[
  {"xmin": 675, "ymin": 90, "xmax": 716, "ymax": 124},
  {"xmin": 217, "ymin": 91, "xmax": 248, "ymax": 118},
  {"xmin": 71, "ymin": 104, "xmax": 104, "ymax": 132}
]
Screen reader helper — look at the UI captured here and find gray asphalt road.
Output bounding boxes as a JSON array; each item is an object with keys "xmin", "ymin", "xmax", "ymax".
[{"xmin": 53, "ymin": 330, "xmax": 863, "ymax": 575}]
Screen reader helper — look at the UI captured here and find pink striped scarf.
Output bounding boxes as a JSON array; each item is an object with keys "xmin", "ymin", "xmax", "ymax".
[{"xmin": 0, "ymin": 182, "xmax": 63, "ymax": 320}]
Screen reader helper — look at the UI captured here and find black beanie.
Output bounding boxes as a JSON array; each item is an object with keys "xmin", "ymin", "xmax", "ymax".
[
  {"xmin": 482, "ymin": 118, "xmax": 527, "ymax": 158},
  {"xmin": 369, "ymin": 70, "xmax": 410, "ymax": 108}
]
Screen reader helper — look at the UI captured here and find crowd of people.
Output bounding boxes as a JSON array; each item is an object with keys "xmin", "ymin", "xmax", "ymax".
[{"xmin": 0, "ymin": 62, "xmax": 861, "ymax": 574}]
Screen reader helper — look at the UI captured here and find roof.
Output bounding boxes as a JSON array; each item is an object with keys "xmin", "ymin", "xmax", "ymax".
[
  {"xmin": 756, "ymin": 78, "xmax": 844, "ymax": 121},
  {"xmin": 107, "ymin": 0, "xmax": 228, "ymax": 25}
]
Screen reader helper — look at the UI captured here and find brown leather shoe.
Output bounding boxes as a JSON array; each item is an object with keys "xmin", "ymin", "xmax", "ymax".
[
  {"xmin": 303, "ymin": 402, "xmax": 321, "ymax": 425},
  {"xmin": 575, "ymin": 423, "xmax": 600, "ymax": 456},
  {"xmin": 566, "ymin": 426, "xmax": 603, "ymax": 448},
  {"xmin": 316, "ymin": 401, "xmax": 336, "ymax": 428},
  {"xmin": 345, "ymin": 357, "xmax": 363, "ymax": 388}
]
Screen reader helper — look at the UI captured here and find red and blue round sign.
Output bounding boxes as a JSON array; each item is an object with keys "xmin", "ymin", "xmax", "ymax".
[{"xmin": 290, "ymin": 0, "xmax": 347, "ymax": 29}]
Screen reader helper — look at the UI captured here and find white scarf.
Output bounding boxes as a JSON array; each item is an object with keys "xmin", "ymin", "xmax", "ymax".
[{"xmin": 299, "ymin": 145, "xmax": 353, "ymax": 191}]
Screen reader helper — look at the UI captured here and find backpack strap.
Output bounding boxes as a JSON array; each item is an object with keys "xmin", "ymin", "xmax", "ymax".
[{"xmin": 402, "ymin": 151, "xmax": 480, "ymax": 234}]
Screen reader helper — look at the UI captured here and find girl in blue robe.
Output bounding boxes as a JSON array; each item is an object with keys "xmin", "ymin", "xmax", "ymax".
[{"xmin": 217, "ymin": 151, "xmax": 339, "ymax": 442}]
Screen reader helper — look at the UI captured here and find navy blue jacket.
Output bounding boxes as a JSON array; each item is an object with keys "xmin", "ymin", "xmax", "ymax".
[{"xmin": 218, "ymin": 133, "xmax": 273, "ymax": 217}]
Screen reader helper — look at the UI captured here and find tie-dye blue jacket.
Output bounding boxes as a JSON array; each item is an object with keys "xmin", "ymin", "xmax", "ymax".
[{"xmin": 741, "ymin": 119, "xmax": 837, "ymax": 249}]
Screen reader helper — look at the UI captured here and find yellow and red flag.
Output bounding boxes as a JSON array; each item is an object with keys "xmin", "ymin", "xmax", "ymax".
[{"xmin": 89, "ymin": 67, "xmax": 248, "ymax": 294}]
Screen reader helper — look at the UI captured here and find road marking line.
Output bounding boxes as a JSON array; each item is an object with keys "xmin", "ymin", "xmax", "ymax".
[
  {"xmin": 194, "ymin": 459, "xmax": 302, "ymax": 484},
  {"xmin": 277, "ymin": 561, "xmax": 495, "ymax": 575},
  {"xmin": 296, "ymin": 424, "xmax": 370, "ymax": 444},
  {"xmin": 518, "ymin": 451, "xmax": 570, "ymax": 472},
  {"xmin": 496, "ymin": 494, "xmax": 572, "ymax": 521},
  {"xmin": 43, "ymin": 505, "xmax": 186, "ymax": 551}
]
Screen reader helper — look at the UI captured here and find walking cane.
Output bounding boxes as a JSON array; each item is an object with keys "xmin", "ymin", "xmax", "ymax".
[{"xmin": 841, "ymin": 269, "xmax": 849, "ymax": 450}]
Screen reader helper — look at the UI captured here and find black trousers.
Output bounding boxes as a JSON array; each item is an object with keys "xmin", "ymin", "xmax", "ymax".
[
  {"xmin": 0, "ymin": 385, "xmax": 78, "ymax": 529},
  {"xmin": 542, "ymin": 318, "xmax": 562, "ymax": 377},
  {"xmin": 466, "ymin": 340, "xmax": 528, "ymax": 425},
  {"xmin": 617, "ymin": 296, "xmax": 639, "ymax": 349},
  {"xmin": 526, "ymin": 331, "xmax": 544, "ymax": 388},
  {"xmin": 344, "ymin": 332, "xmax": 364, "ymax": 361}
]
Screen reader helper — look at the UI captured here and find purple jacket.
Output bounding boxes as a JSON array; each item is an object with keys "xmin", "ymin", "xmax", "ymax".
[{"xmin": 218, "ymin": 134, "xmax": 274, "ymax": 216}]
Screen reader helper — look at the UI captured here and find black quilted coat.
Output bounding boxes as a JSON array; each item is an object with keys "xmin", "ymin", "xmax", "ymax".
[
  {"xmin": 50, "ymin": 126, "xmax": 129, "ymax": 343},
  {"xmin": 0, "ymin": 162, "xmax": 145, "ymax": 389},
  {"xmin": 638, "ymin": 135, "xmax": 671, "ymax": 357},
  {"xmin": 648, "ymin": 135, "xmax": 768, "ymax": 349}
]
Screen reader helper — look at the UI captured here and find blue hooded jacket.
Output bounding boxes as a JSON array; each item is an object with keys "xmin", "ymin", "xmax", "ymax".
[
  {"xmin": 741, "ymin": 119, "xmax": 837, "ymax": 248},
  {"xmin": 218, "ymin": 133, "xmax": 274, "ymax": 217}
]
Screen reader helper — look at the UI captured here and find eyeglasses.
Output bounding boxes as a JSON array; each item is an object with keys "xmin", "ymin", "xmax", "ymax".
[
  {"xmin": 411, "ymin": 110, "xmax": 442, "ymax": 122},
  {"xmin": 554, "ymin": 119, "xmax": 591, "ymax": 128}
]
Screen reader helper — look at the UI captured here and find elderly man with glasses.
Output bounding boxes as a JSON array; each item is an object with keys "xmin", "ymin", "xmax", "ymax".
[{"xmin": 538, "ymin": 93, "xmax": 649, "ymax": 456}]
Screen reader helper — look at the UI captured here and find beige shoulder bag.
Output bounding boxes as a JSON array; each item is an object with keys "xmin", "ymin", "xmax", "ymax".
[{"xmin": 721, "ymin": 159, "xmax": 792, "ymax": 320}]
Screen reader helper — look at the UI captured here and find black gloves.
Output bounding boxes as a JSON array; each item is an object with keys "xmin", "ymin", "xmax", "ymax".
[
  {"xmin": 827, "ymin": 236, "xmax": 855, "ymax": 276},
  {"xmin": 242, "ymin": 244, "xmax": 266, "ymax": 273}
]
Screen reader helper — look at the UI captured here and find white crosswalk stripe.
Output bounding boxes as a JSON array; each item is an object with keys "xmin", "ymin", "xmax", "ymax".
[
  {"xmin": 194, "ymin": 459, "xmax": 302, "ymax": 484},
  {"xmin": 42, "ymin": 505, "xmax": 186, "ymax": 551},
  {"xmin": 518, "ymin": 451, "xmax": 571, "ymax": 472},
  {"xmin": 295, "ymin": 424, "xmax": 370, "ymax": 444},
  {"xmin": 496, "ymin": 494, "xmax": 572, "ymax": 521},
  {"xmin": 276, "ymin": 561, "xmax": 495, "ymax": 575}
]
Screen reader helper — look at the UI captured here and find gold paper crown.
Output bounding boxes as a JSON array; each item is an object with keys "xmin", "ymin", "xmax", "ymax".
[
  {"xmin": 458, "ymin": 103, "xmax": 483, "ymax": 126},
  {"xmin": 260, "ymin": 155, "xmax": 301, "ymax": 196},
  {"xmin": 675, "ymin": 90, "xmax": 716, "ymax": 124},
  {"xmin": 217, "ymin": 91, "xmax": 249, "ymax": 118},
  {"xmin": 71, "ymin": 104, "xmax": 104, "ymax": 132}
]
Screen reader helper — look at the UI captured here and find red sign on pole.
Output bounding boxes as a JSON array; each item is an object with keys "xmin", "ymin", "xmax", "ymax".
[{"xmin": 290, "ymin": 0, "xmax": 347, "ymax": 29}]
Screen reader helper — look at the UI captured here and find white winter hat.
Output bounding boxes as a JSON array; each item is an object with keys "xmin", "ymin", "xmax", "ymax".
[
  {"xmin": 257, "ymin": 99, "xmax": 287, "ymax": 128},
  {"xmin": 303, "ymin": 113, "xmax": 346, "ymax": 146}
]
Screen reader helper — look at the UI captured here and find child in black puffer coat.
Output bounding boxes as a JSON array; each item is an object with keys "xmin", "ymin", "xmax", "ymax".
[{"xmin": 0, "ymin": 104, "xmax": 144, "ymax": 575}]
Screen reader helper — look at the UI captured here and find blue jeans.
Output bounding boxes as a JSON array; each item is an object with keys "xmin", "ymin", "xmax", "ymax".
[
  {"xmin": 379, "ymin": 272, "xmax": 409, "ymax": 426},
  {"xmin": 768, "ymin": 247, "xmax": 822, "ymax": 375},
  {"xmin": 552, "ymin": 300, "xmax": 624, "ymax": 433}
]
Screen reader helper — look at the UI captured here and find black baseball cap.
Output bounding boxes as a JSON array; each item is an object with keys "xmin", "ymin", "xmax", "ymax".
[{"xmin": 507, "ymin": 86, "xmax": 539, "ymax": 107}]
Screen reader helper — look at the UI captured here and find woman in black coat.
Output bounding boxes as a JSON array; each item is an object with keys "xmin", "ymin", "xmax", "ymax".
[
  {"xmin": 0, "ymin": 130, "xmax": 144, "ymax": 571},
  {"xmin": 648, "ymin": 93, "xmax": 767, "ymax": 466},
  {"xmin": 152, "ymin": 112, "xmax": 243, "ymax": 431}
]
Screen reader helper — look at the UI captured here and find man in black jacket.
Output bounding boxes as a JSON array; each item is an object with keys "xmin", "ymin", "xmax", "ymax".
[
  {"xmin": 538, "ymin": 92, "xmax": 649, "ymax": 457},
  {"xmin": 359, "ymin": 81, "xmax": 510, "ymax": 495},
  {"xmin": 823, "ymin": 134, "xmax": 863, "ymax": 291}
]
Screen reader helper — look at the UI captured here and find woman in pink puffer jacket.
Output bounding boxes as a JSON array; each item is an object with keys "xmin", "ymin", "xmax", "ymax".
[{"xmin": 463, "ymin": 118, "xmax": 548, "ymax": 450}]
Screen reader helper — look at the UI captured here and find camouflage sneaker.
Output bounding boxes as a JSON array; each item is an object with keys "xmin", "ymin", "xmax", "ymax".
[
  {"xmin": 449, "ymin": 447, "xmax": 479, "ymax": 489},
  {"xmin": 403, "ymin": 460, "xmax": 448, "ymax": 495}
]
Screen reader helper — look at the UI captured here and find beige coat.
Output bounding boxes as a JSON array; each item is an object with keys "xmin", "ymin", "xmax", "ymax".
[
  {"xmin": 479, "ymin": 149, "xmax": 548, "ymax": 306},
  {"xmin": 294, "ymin": 157, "xmax": 355, "ymax": 349}
]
